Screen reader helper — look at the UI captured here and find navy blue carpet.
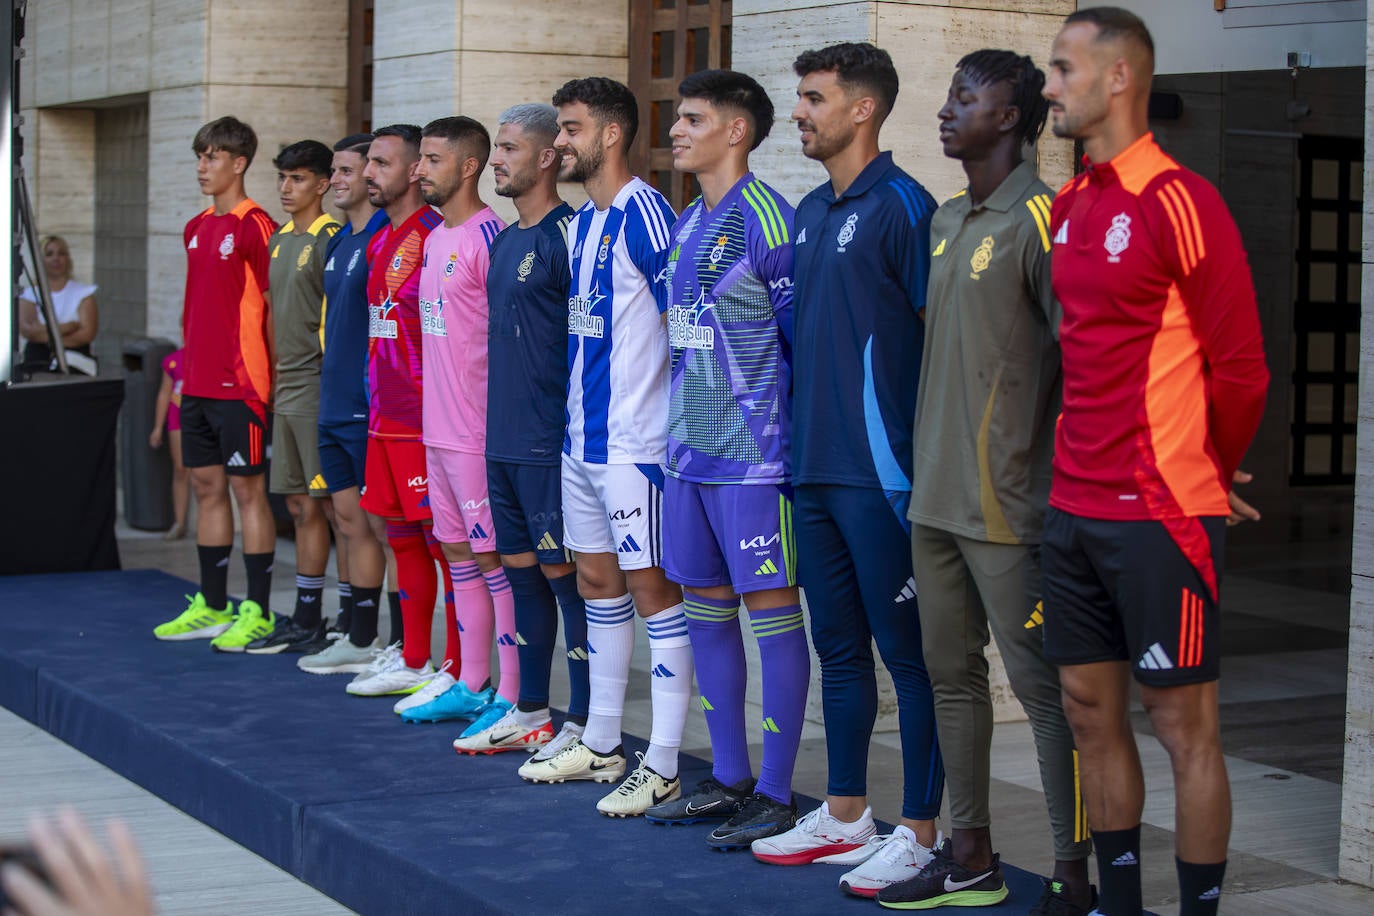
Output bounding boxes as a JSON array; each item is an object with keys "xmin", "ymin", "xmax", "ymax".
[{"xmin": 0, "ymin": 570, "xmax": 1058, "ymax": 914}]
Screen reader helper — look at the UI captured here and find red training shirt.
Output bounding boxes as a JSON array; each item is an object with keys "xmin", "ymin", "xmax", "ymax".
[
  {"xmin": 1049, "ymin": 133, "xmax": 1269, "ymax": 592},
  {"xmin": 181, "ymin": 198, "xmax": 278, "ymax": 403}
]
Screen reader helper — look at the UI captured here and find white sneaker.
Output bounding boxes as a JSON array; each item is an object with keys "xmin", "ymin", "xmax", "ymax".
[
  {"xmin": 839, "ymin": 825, "xmax": 942, "ymax": 898},
  {"xmin": 529, "ymin": 721, "xmax": 584, "ymax": 762},
  {"xmin": 346, "ymin": 645, "xmax": 435, "ymax": 697},
  {"xmin": 452, "ymin": 707, "xmax": 553, "ymax": 755},
  {"xmin": 392, "ymin": 660, "xmax": 455, "ymax": 714},
  {"xmin": 750, "ymin": 801, "xmax": 878, "ymax": 866},
  {"xmin": 595, "ymin": 752, "xmax": 680, "ymax": 818},
  {"xmin": 297, "ymin": 637, "xmax": 378, "ymax": 674},
  {"xmin": 517, "ymin": 737, "xmax": 624, "ymax": 784}
]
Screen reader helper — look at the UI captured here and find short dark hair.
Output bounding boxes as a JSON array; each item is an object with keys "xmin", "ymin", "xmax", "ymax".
[
  {"xmin": 334, "ymin": 132, "xmax": 374, "ymax": 156},
  {"xmin": 955, "ymin": 50, "xmax": 1050, "ymax": 146},
  {"xmin": 677, "ymin": 69, "xmax": 775, "ymax": 150},
  {"xmin": 421, "ymin": 116, "xmax": 493, "ymax": 170},
  {"xmin": 1065, "ymin": 6, "xmax": 1155, "ymax": 62},
  {"xmin": 793, "ymin": 42, "xmax": 899, "ymax": 121},
  {"xmin": 552, "ymin": 77, "xmax": 639, "ymax": 147},
  {"xmin": 273, "ymin": 139, "xmax": 334, "ymax": 177},
  {"xmin": 372, "ymin": 123, "xmax": 422, "ymax": 155},
  {"xmin": 192, "ymin": 116, "xmax": 258, "ymax": 164}
]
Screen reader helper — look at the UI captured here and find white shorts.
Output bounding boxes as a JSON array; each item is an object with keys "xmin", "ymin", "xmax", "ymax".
[{"xmin": 561, "ymin": 454, "xmax": 664, "ymax": 571}]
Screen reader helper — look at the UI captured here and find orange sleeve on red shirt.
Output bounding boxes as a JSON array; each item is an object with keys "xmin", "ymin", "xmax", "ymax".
[{"xmin": 1152, "ymin": 174, "xmax": 1269, "ymax": 484}]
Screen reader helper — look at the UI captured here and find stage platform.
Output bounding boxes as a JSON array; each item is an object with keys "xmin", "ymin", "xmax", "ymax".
[{"xmin": 0, "ymin": 570, "xmax": 1057, "ymax": 914}]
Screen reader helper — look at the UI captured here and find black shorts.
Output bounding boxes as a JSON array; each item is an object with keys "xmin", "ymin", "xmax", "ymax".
[
  {"xmin": 180, "ymin": 396, "xmax": 268, "ymax": 476},
  {"xmin": 1041, "ymin": 507, "xmax": 1225, "ymax": 686}
]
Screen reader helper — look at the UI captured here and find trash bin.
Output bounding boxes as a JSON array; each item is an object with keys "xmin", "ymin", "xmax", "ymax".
[{"xmin": 121, "ymin": 337, "xmax": 176, "ymax": 530}]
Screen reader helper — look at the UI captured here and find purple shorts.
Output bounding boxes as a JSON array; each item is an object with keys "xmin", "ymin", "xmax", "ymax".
[{"xmin": 662, "ymin": 477, "xmax": 796, "ymax": 593}]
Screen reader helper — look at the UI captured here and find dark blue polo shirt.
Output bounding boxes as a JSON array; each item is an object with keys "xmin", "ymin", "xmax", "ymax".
[
  {"xmin": 486, "ymin": 203, "xmax": 576, "ymax": 465},
  {"xmin": 791, "ymin": 151, "xmax": 935, "ymax": 491},
  {"xmin": 319, "ymin": 209, "xmax": 389, "ymax": 426}
]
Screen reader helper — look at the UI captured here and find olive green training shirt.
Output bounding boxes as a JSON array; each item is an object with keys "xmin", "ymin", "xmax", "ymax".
[
  {"xmin": 268, "ymin": 213, "xmax": 340, "ymax": 417},
  {"xmin": 908, "ymin": 160, "xmax": 1061, "ymax": 545}
]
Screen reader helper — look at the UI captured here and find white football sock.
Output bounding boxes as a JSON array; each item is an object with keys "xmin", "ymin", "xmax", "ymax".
[
  {"xmin": 643, "ymin": 603, "xmax": 692, "ymax": 779},
  {"xmin": 581, "ymin": 594, "xmax": 635, "ymax": 755}
]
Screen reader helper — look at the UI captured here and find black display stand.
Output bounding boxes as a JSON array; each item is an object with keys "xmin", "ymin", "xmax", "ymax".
[{"xmin": 0, "ymin": 376, "xmax": 123, "ymax": 574}]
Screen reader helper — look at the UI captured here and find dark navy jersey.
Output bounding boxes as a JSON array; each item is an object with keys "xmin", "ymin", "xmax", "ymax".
[
  {"xmin": 319, "ymin": 209, "xmax": 388, "ymax": 426},
  {"xmin": 791, "ymin": 151, "xmax": 935, "ymax": 490},
  {"xmin": 486, "ymin": 203, "xmax": 576, "ymax": 465}
]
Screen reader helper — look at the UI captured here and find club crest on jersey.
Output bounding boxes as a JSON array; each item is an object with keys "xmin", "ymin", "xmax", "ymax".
[
  {"xmin": 369, "ymin": 297, "xmax": 399, "ymax": 339},
  {"xmin": 708, "ymin": 234, "xmax": 729, "ymax": 265},
  {"xmin": 419, "ymin": 296, "xmax": 447, "ymax": 336},
  {"xmin": 297, "ymin": 244, "xmax": 312, "ymax": 269},
  {"xmin": 835, "ymin": 213, "xmax": 858, "ymax": 252},
  {"xmin": 568, "ymin": 284, "xmax": 606, "ymax": 338},
  {"xmin": 219, "ymin": 233, "xmax": 235, "ymax": 260},
  {"xmin": 517, "ymin": 250, "xmax": 535, "ymax": 282},
  {"xmin": 969, "ymin": 235, "xmax": 994, "ymax": 279},
  {"xmin": 597, "ymin": 234, "xmax": 611, "ymax": 264},
  {"xmin": 444, "ymin": 252, "xmax": 458, "ymax": 277},
  {"xmin": 668, "ymin": 291, "xmax": 715, "ymax": 350},
  {"xmin": 1104, "ymin": 212, "xmax": 1131, "ymax": 261},
  {"xmin": 391, "ymin": 252, "xmax": 404, "ymax": 271}
]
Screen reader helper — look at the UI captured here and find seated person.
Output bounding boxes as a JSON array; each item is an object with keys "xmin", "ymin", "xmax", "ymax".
[{"xmin": 19, "ymin": 235, "xmax": 99, "ymax": 371}]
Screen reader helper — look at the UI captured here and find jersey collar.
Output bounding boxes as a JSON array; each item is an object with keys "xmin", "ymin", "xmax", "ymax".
[
  {"xmin": 817, "ymin": 151, "xmax": 894, "ymax": 205},
  {"xmin": 974, "ymin": 160, "xmax": 1040, "ymax": 213},
  {"xmin": 1082, "ymin": 131, "xmax": 1157, "ymax": 189}
]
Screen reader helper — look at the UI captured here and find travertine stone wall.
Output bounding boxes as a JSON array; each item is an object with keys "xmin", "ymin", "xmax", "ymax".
[
  {"xmin": 21, "ymin": 0, "xmax": 348, "ymax": 342},
  {"xmin": 369, "ymin": 0, "xmax": 630, "ymax": 224},
  {"xmin": 1343, "ymin": 11, "xmax": 1374, "ymax": 888},
  {"xmin": 733, "ymin": 0, "xmax": 1075, "ymax": 727}
]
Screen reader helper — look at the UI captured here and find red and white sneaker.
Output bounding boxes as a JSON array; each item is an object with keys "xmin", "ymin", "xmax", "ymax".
[
  {"xmin": 452, "ymin": 707, "xmax": 554, "ymax": 755},
  {"xmin": 750, "ymin": 801, "xmax": 878, "ymax": 866}
]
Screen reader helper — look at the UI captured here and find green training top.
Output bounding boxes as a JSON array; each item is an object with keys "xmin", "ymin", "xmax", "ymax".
[{"xmin": 268, "ymin": 213, "xmax": 340, "ymax": 416}]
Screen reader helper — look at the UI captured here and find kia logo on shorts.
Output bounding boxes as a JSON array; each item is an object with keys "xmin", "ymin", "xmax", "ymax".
[{"xmin": 407, "ymin": 476, "xmax": 427, "ymax": 487}]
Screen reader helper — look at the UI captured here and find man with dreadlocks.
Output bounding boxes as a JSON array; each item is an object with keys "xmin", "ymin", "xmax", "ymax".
[{"xmin": 875, "ymin": 50, "xmax": 1094, "ymax": 914}]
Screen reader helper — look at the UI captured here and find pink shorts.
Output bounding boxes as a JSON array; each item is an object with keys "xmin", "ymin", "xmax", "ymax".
[{"xmin": 426, "ymin": 445, "xmax": 496, "ymax": 552}]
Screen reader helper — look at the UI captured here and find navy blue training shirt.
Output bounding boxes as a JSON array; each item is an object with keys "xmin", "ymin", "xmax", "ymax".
[
  {"xmin": 791, "ymin": 151, "xmax": 935, "ymax": 491},
  {"xmin": 319, "ymin": 209, "xmax": 389, "ymax": 426},
  {"xmin": 486, "ymin": 203, "xmax": 576, "ymax": 465}
]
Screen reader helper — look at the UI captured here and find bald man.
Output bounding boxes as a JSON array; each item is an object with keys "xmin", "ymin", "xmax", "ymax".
[{"xmin": 1041, "ymin": 8, "xmax": 1267, "ymax": 916}]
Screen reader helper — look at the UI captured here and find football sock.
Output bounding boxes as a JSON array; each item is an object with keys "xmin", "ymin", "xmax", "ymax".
[
  {"xmin": 243, "ymin": 552, "xmax": 274, "ymax": 611},
  {"xmin": 1176, "ymin": 858, "xmax": 1225, "ymax": 916},
  {"xmin": 506, "ymin": 564, "xmax": 557, "ymax": 709},
  {"xmin": 348, "ymin": 585, "xmax": 381, "ymax": 647},
  {"xmin": 197, "ymin": 544, "xmax": 232, "ymax": 610},
  {"xmin": 644, "ymin": 603, "xmax": 692, "ymax": 780},
  {"xmin": 582, "ymin": 594, "xmax": 635, "ymax": 755},
  {"xmin": 387, "ymin": 590, "xmax": 403, "ymax": 646},
  {"xmin": 683, "ymin": 593, "xmax": 750, "ymax": 787},
  {"xmin": 425, "ymin": 529, "xmax": 461, "ymax": 673},
  {"xmin": 749, "ymin": 603, "xmax": 809, "ymax": 804},
  {"xmin": 548, "ymin": 570, "xmax": 590, "ymax": 723},
  {"xmin": 294, "ymin": 573, "xmax": 326, "ymax": 627},
  {"xmin": 387, "ymin": 521, "xmax": 436, "ymax": 669},
  {"xmin": 514, "ymin": 706, "xmax": 549, "ymax": 727},
  {"xmin": 484, "ymin": 567, "xmax": 521, "ymax": 703},
  {"xmin": 336, "ymin": 581, "xmax": 353, "ymax": 634},
  {"xmin": 1093, "ymin": 825, "xmax": 1144, "ymax": 916},
  {"xmin": 449, "ymin": 560, "xmax": 492, "ymax": 691}
]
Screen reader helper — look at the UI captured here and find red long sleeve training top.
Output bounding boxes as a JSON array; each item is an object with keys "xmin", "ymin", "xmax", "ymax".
[{"xmin": 1049, "ymin": 133, "xmax": 1269, "ymax": 593}]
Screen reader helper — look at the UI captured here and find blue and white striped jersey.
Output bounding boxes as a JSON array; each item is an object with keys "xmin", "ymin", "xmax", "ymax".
[{"xmin": 564, "ymin": 177, "xmax": 677, "ymax": 464}]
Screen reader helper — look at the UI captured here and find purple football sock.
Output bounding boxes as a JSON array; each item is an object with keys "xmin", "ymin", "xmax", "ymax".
[
  {"xmin": 749, "ymin": 603, "xmax": 809, "ymax": 804},
  {"xmin": 683, "ymin": 592, "xmax": 750, "ymax": 787}
]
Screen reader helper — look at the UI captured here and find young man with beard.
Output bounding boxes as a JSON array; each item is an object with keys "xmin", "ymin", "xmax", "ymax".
[
  {"xmin": 1039, "ymin": 9, "xmax": 1266, "ymax": 915},
  {"xmin": 344, "ymin": 124, "xmax": 452, "ymax": 698},
  {"xmin": 394, "ymin": 117, "xmax": 517, "ymax": 726},
  {"xmin": 451, "ymin": 103, "xmax": 591, "ymax": 757},
  {"xmin": 154, "ymin": 116, "xmax": 279, "ymax": 651},
  {"xmin": 640, "ymin": 69, "xmax": 809, "ymax": 852},
  {"xmin": 876, "ymin": 51, "xmax": 1091, "ymax": 912},
  {"xmin": 519, "ymin": 77, "xmax": 692, "ymax": 820},
  {"xmin": 246, "ymin": 139, "xmax": 342, "ymax": 653},
  {"xmin": 750, "ymin": 44, "xmax": 945, "ymax": 893},
  {"xmin": 298, "ymin": 133, "xmax": 397, "ymax": 676}
]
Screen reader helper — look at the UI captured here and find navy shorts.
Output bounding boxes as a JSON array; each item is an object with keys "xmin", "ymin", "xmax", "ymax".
[
  {"xmin": 1041, "ymin": 507, "xmax": 1225, "ymax": 686},
  {"xmin": 317, "ymin": 420, "xmax": 367, "ymax": 494},
  {"xmin": 487, "ymin": 459, "xmax": 570, "ymax": 565}
]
